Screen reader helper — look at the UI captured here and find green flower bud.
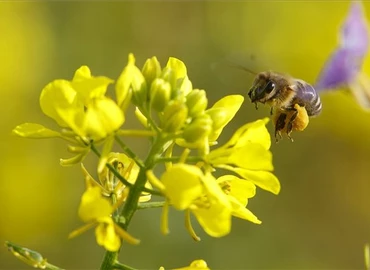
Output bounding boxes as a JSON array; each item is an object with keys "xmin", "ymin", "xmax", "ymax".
[
  {"xmin": 160, "ymin": 67, "xmax": 176, "ymax": 90},
  {"xmin": 206, "ymin": 107, "xmax": 228, "ymax": 130},
  {"xmin": 116, "ymin": 54, "xmax": 147, "ymax": 110},
  {"xmin": 183, "ymin": 114, "xmax": 213, "ymax": 143},
  {"xmin": 161, "ymin": 100, "xmax": 188, "ymax": 133},
  {"xmin": 186, "ymin": 89, "xmax": 208, "ymax": 117},
  {"xmin": 150, "ymin": 78, "xmax": 171, "ymax": 112},
  {"xmin": 131, "ymin": 80, "xmax": 148, "ymax": 107},
  {"xmin": 142, "ymin": 56, "xmax": 161, "ymax": 86},
  {"xmin": 206, "ymin": 107, "xmax": 228, "ymax": 141},
  {"xmin": 206, "ymin": 95, "xmax": 244, "ymax": 142}
]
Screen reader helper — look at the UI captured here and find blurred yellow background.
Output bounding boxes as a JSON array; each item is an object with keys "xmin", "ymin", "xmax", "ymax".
[{"xmin": 1, "ymin": 1, "xmax": 370, "ymax": 269}]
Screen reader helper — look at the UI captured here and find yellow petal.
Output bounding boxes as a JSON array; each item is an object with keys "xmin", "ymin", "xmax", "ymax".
[
  {"xmin": 73, "ymin": 65, "xmax": 92, "ymax": 81},
  {"xmin": 68, "ymin": 222, "xmax": 97, "ymax": 239},
  {"xmin": 72, "ymin": 76, "xmax": 114, "ymax": 105},
  {"xmin": 12, "ymin": 123, "xmax": 61, "ymax": 138},
  {"xmin": 228, "ymin": 196, "xmax": 261, "ymax": 224},
  {"xmin": 173, "ymin": 260, "xmax": 210, "ymax": 270},
  {"xmin": 113, "ymin": 222, "xmax": 140, "ymax": 245},
  {"xmin": 84, "ymin": 98, "xmax": 125, "ymax": 140},
  {"xmin": 206, "ymin": 95, "xmax": 244, "ymax": 142},
  {"xmin": 81, "ymin": 163, "xmax": 102, "ymax": 190},
  {"xmin": 78, "ymin": 186, "xmax": 113, "ymax": 222},
  {"xmin": 218, "ymin": 165, "xmax": 280, "ymax": 195},
  {"xmin": 226, "ymin": 118, "xmax": 271, "ymax": 150},
  {"xmin": 228, "ymin": 143, "xmax": 274, "ymax": 171},
  {"xmin": 97, "ymin": 135, "xmax": 115, "ymax": 174},
  {"xmin": 71, "ymin": 66, "xmax": 114, "ymax": 104},
  {"xmin": 95, "ymin": 217, "xmax": 121, "ymax": 251},
  {"xmin": 191, "ymin": 199, "xmax": 232, "ymax": 237},
  {"xmin": 161, "ymin": 164, "xmax": 203, "ymax": 210},
  {"xmin": 217, "ymin": 175, "xmax": 256, "ymax": 206},
  {"xmin": 39, "ymin": 79, "xmax": 82, "ymax": 128}
]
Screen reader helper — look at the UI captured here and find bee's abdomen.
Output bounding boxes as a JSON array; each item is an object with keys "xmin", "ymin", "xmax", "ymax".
[
  {"xmin": 293, "ymin": 80, "xmax": 322, "ymax": 117},
  {"xmin": 306, "ymin": 93, "xmax": 322, "ymax": 116}
]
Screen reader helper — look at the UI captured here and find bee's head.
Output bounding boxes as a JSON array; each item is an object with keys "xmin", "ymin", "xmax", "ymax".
[{"xmin": 248, "ymin": 72, "xmax": 277, "ymax": 104}]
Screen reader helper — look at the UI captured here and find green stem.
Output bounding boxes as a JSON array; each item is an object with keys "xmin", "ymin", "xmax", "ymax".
[
  {"xmin": 100, "ymin": 251, "xmax": 117, "ymax": 270},
  {"xmin": 114, "ymin": 136, "xmax": 145, "ymax": 169},
  {"xmin": 91, "ymin": 143, "xmax": 162, "ymax": 196},
  {"xmin": 44, "ymin": 263, "xmax": 65, "ymax": 270},
  {"xmin": 116, "ymin": 129, "xmax": 155, "ymax": 137},
  {"xmin": 155, "ymin": 156, "xmax": 203, "ymax": 164},
  {"xmin": 141, "ymin": 106, "xmax": 160, "ymax": 133},
  {"xmin": 113, "ymin": 262, "xmax": 137, "ymax": 270},
  {"xmin": 100, "ymin": 134, "xmax": 171, "ymax": 269},
  {"xmin": 119, "ymin": 135, "xmax": 167, "ymax": 228},
  {"xmin": 137, "ymin": 201, "xmax": 166, "ymax": 210}
]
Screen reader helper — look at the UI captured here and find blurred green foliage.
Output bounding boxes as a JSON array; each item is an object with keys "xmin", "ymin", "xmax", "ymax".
[{"xmin": 2, "ymin": 1, "xmax": 370, "ymax": 269}]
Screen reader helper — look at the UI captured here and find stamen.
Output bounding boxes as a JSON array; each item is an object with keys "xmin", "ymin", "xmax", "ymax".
[
  {"xmin": 161, "ymin": 200, "xmax": 170, "ymax": 235},
  {"xmin": 185, "ymin": 210, "xmax": 201, "ymax": 241}
]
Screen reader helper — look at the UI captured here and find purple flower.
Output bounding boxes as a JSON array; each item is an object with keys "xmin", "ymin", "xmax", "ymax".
[{"xmin": 315, "ymin": 1, "xmax": 370, "ymax": 109}]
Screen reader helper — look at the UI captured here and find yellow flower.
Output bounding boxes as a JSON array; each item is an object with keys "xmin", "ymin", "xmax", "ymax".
[
  {"xmin": 81, "ymin": 152, "xmax": 151, "ymax": 202},
  {"xmin": 97, "ymin": 152, "xmax": 151, "ymax": 202},
  {"xmin": 172, "ymin": 259, "xmax": 210, "ymax": 270},
  {"xmin": 159, "ymin": 260, "xmax": 211, "ymax": 270},
  {"xmin": 207, "ymin": 118, "xmax": 280, "ymax": 194},
  {"xmin": 39, "ymin": 66, "xmax": 124, "ymax": 141},
  {"xmin": 217, "ymin": 175, "xmax": 260, "ymax": 224},
  {"xmin": 69, "ymin": 186, "xmax": 140, "ymax": 251},
  {"xmin": 158, "ymin": 164, "xmax": 232, "ymax": 237}
]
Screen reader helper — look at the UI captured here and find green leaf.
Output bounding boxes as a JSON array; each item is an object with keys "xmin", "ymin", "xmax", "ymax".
[{"xmin": 12, "ymin": 123, "xmax": 61, "ymax": 138}]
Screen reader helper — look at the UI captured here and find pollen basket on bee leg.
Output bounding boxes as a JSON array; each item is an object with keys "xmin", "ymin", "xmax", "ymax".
[{"xmin": 272, "ymin": 104, "xmax": 309, "ymax": 142}]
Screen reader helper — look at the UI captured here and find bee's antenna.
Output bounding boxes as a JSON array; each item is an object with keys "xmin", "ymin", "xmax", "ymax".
[{"xmin": 226, "ymin": 62, "xmax": 258, "ymax": 75}]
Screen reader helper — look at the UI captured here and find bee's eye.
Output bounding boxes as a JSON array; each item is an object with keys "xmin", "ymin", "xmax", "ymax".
[{"xmin": 265, "ymin": 81, "xmax": 275, "ymax": 93}]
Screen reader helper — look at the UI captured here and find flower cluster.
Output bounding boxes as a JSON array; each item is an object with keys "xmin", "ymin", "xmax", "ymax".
[{"xmin": 12, "ymin": 53, "xmax": 280, "ymax": 269}]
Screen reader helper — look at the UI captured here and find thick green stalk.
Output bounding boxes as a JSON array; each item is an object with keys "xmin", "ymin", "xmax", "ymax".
[
  {"xmin": 100, "ymin": 135, "xmax": 169, "ymax": 270},
  {"xmin": 100, "ymin": 251, "xmax": 117, "ymax": 270},
  {"xmin": 119, "ymin": 135, "xmax": 167, "ymax": 229}
]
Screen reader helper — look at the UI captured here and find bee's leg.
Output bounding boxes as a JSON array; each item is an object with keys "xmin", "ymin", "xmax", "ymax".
[
  {"xmin": 270, "ymin": 107, "xmax": 273, "ymax": 115},
  {"xmin": 286, "ymin": 109, "xmax": 298, "ymax": 142},
  {"xmin": 274, "ymin": 113, "xmax": 287, "ymax": 143},
  {"xmin": 254, "ymin": 102, "xmax": 258, "ymax": 110}
]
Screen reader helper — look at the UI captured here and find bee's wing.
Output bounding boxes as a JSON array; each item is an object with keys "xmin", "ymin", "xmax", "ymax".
[
  {"xmin": 292, "ymin": 79, "xmax": 317, "ymax": 100},
  {"xmin": 210, "ymin": 51, "xmax": 278, "ymax": 91},
  {"xmin": 348, "ymin": 72, "xmax": 370, "ymax": 110}
]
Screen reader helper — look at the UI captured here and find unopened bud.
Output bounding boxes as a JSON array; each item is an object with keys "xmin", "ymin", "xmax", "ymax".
[
  {"xmin": 142, "ymin": 56, "xmax": 161, "ymax": 86},
  {"xmin": 186, "ymin": 89, "xmax": 208, "ymax": 117},
  {"xmin": 161, "ymin": 100, "xmax": 188, "ymax": 133},
  {"xmin": 206, "ymin": 107, "xmax": 228, "ymax": 130},
  {"xmin": 116, "ymin": 53, "xmax": 147, "ymax": 109},
  {"xmin": 206, "ymin": 107, "xmax": 229, "ymax": 141},
  {"xmin": 183, "ymin": 114, "xmax": 213, "ymax": 143},
  {"xmin": 150, "ymin": 78, "xmax": 171, "ymax": 112},
  {"xmin": 160, "ymin": 67, "xmax": 176, "ymax": 90}
]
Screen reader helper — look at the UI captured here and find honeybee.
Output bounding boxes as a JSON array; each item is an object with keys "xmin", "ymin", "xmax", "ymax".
[{"xmin": 248, "ymin": 71, "xmax": 322, "ymax": 141}]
